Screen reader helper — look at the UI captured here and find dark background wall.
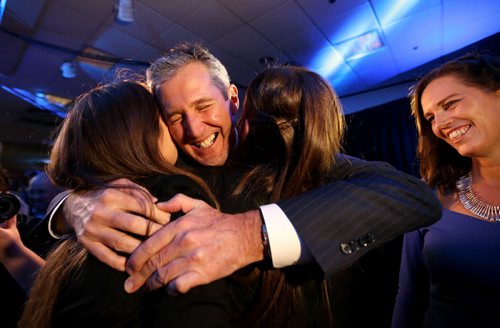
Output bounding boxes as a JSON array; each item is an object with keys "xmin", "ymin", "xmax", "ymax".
[{"xmin": 333, "ymin": 98, "xmax": 419, "ymax": 327}]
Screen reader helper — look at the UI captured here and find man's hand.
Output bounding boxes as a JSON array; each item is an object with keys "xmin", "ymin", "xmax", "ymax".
[
  {"xmin": 64, "ymin": 179, "xmax": 170, "ymax": 271},
  {"xmin": 124, "ymin": 194, "xmax": 264, "ymax": 295}
]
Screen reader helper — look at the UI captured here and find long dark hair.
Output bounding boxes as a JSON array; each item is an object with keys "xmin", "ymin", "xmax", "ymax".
[
  {"xmin": 230, "ymin": 66, "xmax": 345, "ymax": 327},
  {"xmin": 233, "ymin": 66, "xmax": 345, "ymax": 202},
  {"xmin": 411, "ymin": 53, "xmax": 500, "ymax": 192},
  {"xmin": 20, "ymin": 82, "xmax": 214, "ymax": 327}
]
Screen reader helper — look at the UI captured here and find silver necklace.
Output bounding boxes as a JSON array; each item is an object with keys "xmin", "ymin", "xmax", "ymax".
[{"xmin": 456, "ymin": 172, "xmax": 500, "ymax": 222}]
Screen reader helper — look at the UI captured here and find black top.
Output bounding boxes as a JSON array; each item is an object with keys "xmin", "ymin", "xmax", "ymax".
[{"xmin": 51, "ymin": 174, "xmax": 230, "ymax": 328}]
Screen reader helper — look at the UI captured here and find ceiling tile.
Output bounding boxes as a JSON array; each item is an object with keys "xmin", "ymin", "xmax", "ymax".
[
  {"xmin": 6, "ymin": 0, "xmax": 48, "ymax": 28},
  {"xmin": 92, "ymin": 25, "xmax": 147, "ymax": 58},
  {"xmin": 347, "ymin": 48, "xmax": 398, "ymax": 86},
  {"xmin": 139, "ymin": 0, "xmax": 205, "ymax": 22},
  {"xmin": 240, "ymin": 43, "xmax": 293, "ymax": 69},
  {"xmin": 277, "ymin": 26, "xmax": 331, "ymax": 64},
  {"xmin": 155, "ymin": 24, "xmax": 205, "ymax": 50},
  {"xmin": 38, "ymin": 1, "xmax": 101, "ymax": 43},
  {"xmin": 208, "ymin": 44, "xmax": 257, "ymax": 86},
  {"xmin": 318, "ymin": 3, "xmax": 379, "ymax": 44},
  {"xmin": 132, "ymin": 44, "xmax": 162, "ymax": 62},
  {"xmin": 443, "ymin": 0, "xmax": 500, "ymax": 26},
  {"xmin": 442, "ymin": 17, "xmax": 500, "ymax": 54},
  {"xmin": 295, "ymin": 0, "xmax": 367, "ymax": 24},
  {"xmin": 109, "ymin": 2, "xmax": 175, "ymax": 44},
  {"xmin": 382, "ymin": 7, "xmax": 442, "ymax": 59},
  {"xmin": 217, "ymin": 0, "xmax": 288, "ymax": 22},
  {"xmin": 179, "ymin": 1, "xmax": 243, "ymax": 42},
  {"xmin": 54, "ymin": 0, "xmax": 114, "ymax": 22},
  {"xmin": 371, "ymin": 0, "xmax": 441, "ymax": 26},
  {"xmin": 249, "ymin": 1, "xmax": 315, "ymax": 43},
  {"xmin": 214, "ymin": 25, "xmax": 272, "ymax": 62}
]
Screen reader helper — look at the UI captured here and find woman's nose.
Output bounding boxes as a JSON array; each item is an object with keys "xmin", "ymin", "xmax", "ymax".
[{"xmin": 434, "ymin": 111, "xmax": 453, "ymax": 129}]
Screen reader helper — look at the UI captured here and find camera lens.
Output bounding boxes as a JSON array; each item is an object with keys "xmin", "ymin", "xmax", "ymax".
[{"xmin": 0, "ymin": 193, "xmax": 21, "ymax": 222}]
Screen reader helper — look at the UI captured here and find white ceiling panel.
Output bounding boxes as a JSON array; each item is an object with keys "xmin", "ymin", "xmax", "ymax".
[
  {"xmin": 92, "ymin": 25, "xmax": 147, "ymax": 58},
  {"xmin": 208, "ymin": 45, "xmax": 257, "ymax": 86},
  {"xmin": 276, "ymin": 26, "xmax": 331, "ymax": 64},
  {"xmin": 295, "ymin": 0, "xmax": 367, "ymax": 24},
  {"xmin": 214, "ymin": 25, "xmax": 272, "ymax": 63},
  {"xmin": 371, "ymin": 0, "xmax": 441, "ymax": 26},
  {"xmin": 382, "ymin": 6, "xmax": 442, "ymax": 57},
  {"xmin": 155, "ymin": 24, "xmax": 205, "ymax": 51},
  {"xmin": 216, "ymin": 0, "xmax": 288, "ymax": 22},
  {"xmin": 54, "ymin": 0, "xmax": 114, "ymax": 22},
  {"xmin": 348, "ymin": 48, "xmax": 399, "ymax": 86},
  {"xmin": 132, "ymin": 44, "xmax": 162, "ymax": 63},
  {"xmin": 38, "ymin": 1, "xmax": 100, "ymax": 44},
  {"xmin": 179, "ymin": 1, "xmax": 243, "ymax": 42},
  {"xmin": 1, "ymin": 0, "xmax": 499, "ymax": 169},
  {"xmin": 107, "ymin": 2, "xmax": 176, "ymax": 44},
  {"xmin": 249, "ymin": 1, "xmax": 315, "ymax": 43},
  {"xmin": 318, "ymin": 3, "xmax": 379, "ymax": 44},
  {"xmin": 140, "ymin": 0, "xmax": 205, "ymax": 22}
]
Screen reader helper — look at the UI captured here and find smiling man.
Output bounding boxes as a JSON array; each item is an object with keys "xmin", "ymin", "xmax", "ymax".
[
  {"xmin": 154, "ymin": 60, "xmax": 238, "ymax": 166},
  {"xmin": 46, "ymin": 42, "xmax": 441, "ymax": 298}
]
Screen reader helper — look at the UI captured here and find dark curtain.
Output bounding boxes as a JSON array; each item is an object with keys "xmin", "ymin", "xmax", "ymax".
[
  {"xmin": 343, "ymin": 97, "xmax": 419, "ymax": 176},
  {"xmin": 331, "ymin": 97, "xmax": 420, "ymax": 327}
]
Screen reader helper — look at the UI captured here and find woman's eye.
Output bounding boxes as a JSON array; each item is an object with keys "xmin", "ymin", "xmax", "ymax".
[{"xmin": 443, "ymin": 99, "xmax": 460, "ymax": 110}]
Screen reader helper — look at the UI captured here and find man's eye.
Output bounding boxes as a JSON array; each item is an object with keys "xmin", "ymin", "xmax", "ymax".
[
  {"xmin": 198, "ymin": 104, "xmax": 211, "ymax": 111},
  {"xmin": 168, "ymin": 116, "xmax": 182, "ymax": 124}
]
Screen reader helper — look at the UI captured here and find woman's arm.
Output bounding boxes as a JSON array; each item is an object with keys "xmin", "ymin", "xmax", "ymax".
[{"xmin": 391, "ymin": 229, "xmax": 430, "ymax": 328}]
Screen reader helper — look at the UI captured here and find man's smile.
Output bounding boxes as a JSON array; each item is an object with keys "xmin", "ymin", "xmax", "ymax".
[{"xmin": 193, "ymin": 132, "xmax": 218, "ymax": 149}]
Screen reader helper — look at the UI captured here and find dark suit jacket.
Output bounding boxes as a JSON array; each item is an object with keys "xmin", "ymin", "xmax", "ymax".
[
  {"xmin": 278, "ymin": 154, "xmax": 441, "ymax": 277},
  {"xmin": 43, "ymin": 155, "xmax": 440, "ymax": 279},
  {"xmin": 50, "ymin": 175, "xmax": 230, "ymax": 328}
]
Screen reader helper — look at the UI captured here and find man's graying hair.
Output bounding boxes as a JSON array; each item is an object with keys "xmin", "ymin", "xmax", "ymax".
[{"xmin": 147, "ymin": 42, "xmax": 231, "ymax": 100}]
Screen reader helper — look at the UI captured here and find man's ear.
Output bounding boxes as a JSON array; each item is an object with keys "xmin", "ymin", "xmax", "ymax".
[{"xmin": 228, "ymin": 84, "xmax": 239, "ymax": 116}]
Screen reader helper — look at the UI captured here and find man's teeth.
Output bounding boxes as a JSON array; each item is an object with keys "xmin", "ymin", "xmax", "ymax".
[
  {"xmin": 196, "ymin": 134, "xmax": 216, "ymax": 149},
  {"xmin": 448, "ymin": 126, "xmax": 470, "ymax": 141}
]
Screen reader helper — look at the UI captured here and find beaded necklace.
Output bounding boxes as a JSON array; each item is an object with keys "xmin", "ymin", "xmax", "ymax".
[{"xmin": 456, "ymin": 172, "xmax": 500, "ymax": 222}]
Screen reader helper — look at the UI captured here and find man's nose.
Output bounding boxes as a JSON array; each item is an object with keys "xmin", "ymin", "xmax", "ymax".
[{"xmin": 183, "ymin": 115, "xmax": 205, "ymax": 138}]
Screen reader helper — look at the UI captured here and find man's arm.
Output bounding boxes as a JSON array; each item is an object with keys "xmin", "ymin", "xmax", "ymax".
[
  {"xmin": 276, "ymin": 155, "xmax": 441, "ymax": 277},
  {"xmin": 124, "ymin": 156, "xmax": 440, "ymax": 293}
]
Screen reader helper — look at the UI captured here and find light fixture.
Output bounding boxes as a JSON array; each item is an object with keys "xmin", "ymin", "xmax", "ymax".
[
  {"xmin": 0, "ymin": 0, "xmax": 7, "ymax": 25},
  {"xmin": 116, "ymin": 0, "xmax": 134, "ymax": 24},
  {"xmin": 60, "ymin": 61, "xmax": 77, "ymax": 79},
  {"xmin": 335, "ymin": 30, "xmax": 384, "ymax": 61}
]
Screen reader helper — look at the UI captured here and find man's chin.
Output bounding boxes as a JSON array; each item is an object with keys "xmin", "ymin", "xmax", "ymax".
[{"xmin": 191, "ymin": 151, "xmax": 227, "ymax": 166}]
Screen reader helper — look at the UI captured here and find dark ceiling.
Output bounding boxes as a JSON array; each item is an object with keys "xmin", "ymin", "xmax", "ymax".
[{"xmin": 1, "ymin": 0, "xmax": 499, "ymax": 170}]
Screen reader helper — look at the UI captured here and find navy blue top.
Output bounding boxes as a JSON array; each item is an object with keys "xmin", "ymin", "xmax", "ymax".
[{"xmin": 392, "ymin": 208, "xmax": 500, "ymax": 327}]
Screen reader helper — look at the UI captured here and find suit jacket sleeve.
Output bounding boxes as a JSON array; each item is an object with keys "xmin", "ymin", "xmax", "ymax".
[{"xmin": 277, "ymin": 155, "xmax": 441, "ymax": 277}]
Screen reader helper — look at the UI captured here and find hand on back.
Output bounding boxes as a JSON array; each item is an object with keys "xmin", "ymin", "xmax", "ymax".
[{"xmin": 64, "ymin": 178, "xmax": 171, "ymax": 271}]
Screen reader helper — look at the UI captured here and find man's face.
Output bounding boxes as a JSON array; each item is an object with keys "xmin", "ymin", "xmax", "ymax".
[{"xmin": 157, "ymin": 62, "xmax": 239, "ymax": 166}]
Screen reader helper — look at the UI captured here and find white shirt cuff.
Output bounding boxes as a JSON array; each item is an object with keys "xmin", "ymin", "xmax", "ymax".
[
  {"xmin": 259, "ymin": 203, "xmax": 311, "ymax": 268},
  {"xmin": 48, "ymin": 194, "xmax": 71, "ymax": 239}
]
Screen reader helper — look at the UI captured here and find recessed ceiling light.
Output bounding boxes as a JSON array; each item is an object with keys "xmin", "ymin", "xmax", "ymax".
[{"xmin": 335, "ymin": 30, "xmax": 384, "ymax": 61}]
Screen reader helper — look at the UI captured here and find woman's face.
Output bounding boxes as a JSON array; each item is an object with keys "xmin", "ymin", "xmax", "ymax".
[
  {"xmin": 421, "ymin": 74, "xmax": 500, "ymax": 158},
  {"xmin": 158, "ymin": 118, "xmax": 178, "ymax": 165}
]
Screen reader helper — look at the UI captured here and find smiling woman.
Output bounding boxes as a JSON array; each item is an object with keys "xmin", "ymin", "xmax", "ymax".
[{"xmin": 392, "ymin": 53, "xmax": 500, "ymax": 327}]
